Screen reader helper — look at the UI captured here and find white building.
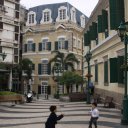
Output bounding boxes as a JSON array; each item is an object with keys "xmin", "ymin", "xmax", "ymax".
[{"xmin": 0, "ymin": 0, "xmax": 20, "ymax": 91}]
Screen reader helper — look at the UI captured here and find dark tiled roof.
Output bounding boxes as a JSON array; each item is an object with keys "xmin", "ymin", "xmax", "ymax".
[{"xmin": 28, "ymin": 2, "xmax": 88, "ymax": 25}]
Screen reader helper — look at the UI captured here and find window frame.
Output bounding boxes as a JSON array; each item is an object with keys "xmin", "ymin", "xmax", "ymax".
[
  {"xmin": 40, "ymin": 9, "xmax": 52, "ymax": 24},
  {"xmin": 70, "ymin": 7, "xmax": 76, "ymax": 23},
  {"xmin": 27, "ymin": 40, "xmax": 33, "ymax": 52},
  {"xmin": 26, "ymin": 11, "xmax": 37, "ymax": 26},
  {"xmin": 41, "ymin": 59, "xmax": 49, "ymax": 75},
  {"xmin": 80, "ymin": 15, "xmax": 85, "ymax": 28},
  {"xmin": 58, "ymin": 37, "xmax": 65, "ymax": 50},
  {"xmin": 56, "ymin": 6, "xmax": 68, "ymax": 22},
  {"xmin": 42, "ymin": 39, "xmax": 49, "ymax": 50}
]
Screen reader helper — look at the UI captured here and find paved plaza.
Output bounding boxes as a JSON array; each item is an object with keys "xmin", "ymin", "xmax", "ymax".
[{"xmin": 0, "ymin": 97, "xmax": 128, "ymax": 128}]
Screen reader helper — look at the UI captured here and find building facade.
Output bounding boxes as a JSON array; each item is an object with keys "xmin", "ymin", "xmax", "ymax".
[
  {"xmin": 0, "ymin": 0, "xmax": 20, "ymax": 91},
  {"xmin": 23, "ymin": 2, "xmax": 88, "ymax": 96},
  {"xmin": 84, "ymin": 0, "xmax": 127, "ymax": 106}
]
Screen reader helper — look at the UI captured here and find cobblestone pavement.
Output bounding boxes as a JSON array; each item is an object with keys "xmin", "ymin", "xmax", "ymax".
[{"xmin": 0, "ymin": 97, "xmax": 128, "ymax": 128}]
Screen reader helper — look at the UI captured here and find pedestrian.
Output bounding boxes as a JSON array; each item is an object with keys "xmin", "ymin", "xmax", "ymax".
[
  {"xmin": 45, "ymin": 105, "xmax": 64, "ymax": 128},
  {"xmin": 88, "ymin": 102, "xmax": 99, "ymax": 128}
]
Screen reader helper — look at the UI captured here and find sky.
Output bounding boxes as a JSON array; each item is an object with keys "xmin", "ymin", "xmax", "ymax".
[{"xmin": 20, "ymin": 0, "xmax": 99, "ymax": 17}]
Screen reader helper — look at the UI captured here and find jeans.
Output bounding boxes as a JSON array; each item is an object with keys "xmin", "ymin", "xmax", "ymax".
[{"xmin": 89, "ymin": 117, "xmax": 98, "ymax": 128}]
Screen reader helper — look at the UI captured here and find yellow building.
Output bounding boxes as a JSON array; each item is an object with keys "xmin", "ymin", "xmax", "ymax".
[
  {"xmin": 23, "ymin": 2, "xmax": 88, "ymax": 96},
  {"xmin": 84, "ymin": 0, "xmax": 128, "ymax": 106}
]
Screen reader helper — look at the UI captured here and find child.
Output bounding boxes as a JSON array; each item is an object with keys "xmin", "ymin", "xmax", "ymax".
[
  {"xmin": 45, "ymin": 105, "xmax": 64, "ymax": 128},
  {"xmin": 88, "ymin": 102, "xmax": 99, "ymax": 128}
]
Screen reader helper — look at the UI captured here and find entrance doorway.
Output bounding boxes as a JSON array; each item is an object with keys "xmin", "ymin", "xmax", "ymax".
[{"xmin": 41, "ymin": 81, "xmax": 48, "ymax": 96}]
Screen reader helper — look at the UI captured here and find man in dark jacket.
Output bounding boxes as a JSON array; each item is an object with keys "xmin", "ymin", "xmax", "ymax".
[{"xmin": 45, "ymin": 105, "xmax": 64, "ymax": 128}]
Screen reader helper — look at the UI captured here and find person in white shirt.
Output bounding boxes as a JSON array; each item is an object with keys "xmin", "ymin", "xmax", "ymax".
[{"xmin": 88, "ymin": 102, "xmax": 99, "ymax": 128}]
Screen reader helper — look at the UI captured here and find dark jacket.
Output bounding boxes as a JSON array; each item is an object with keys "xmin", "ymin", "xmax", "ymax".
[{"xmin": 45, "ymin": 112, "xmax": 63, "ymax": 128}]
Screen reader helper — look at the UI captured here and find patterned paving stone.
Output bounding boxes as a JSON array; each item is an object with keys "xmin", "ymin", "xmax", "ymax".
[{"xmin": 0, "ymin": 98, "xmax": 128, "ymax": 128}]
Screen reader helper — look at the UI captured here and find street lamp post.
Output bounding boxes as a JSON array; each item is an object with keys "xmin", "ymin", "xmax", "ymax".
[
  {"xmin": 54, "ymin": 65, "xmax": 64, "ymax": 99},
  {"xmin": 0, "ymin": 52, "xmax": 7, "ymax": 61},
  {"xmin": 85, "ymin": 50, "xmax": 92, "ymax": 104},
  {"xmin": 118, "ymin": 21, "xmax": 128, "ymax": 125}
]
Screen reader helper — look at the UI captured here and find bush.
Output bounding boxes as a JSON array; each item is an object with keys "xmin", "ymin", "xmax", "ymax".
[{"xmin": 0, "ymin": 91, "xmax": 17, "ymax": 95}]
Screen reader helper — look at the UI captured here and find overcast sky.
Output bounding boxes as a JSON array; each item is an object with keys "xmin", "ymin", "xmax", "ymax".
[{"xmin": 20, "ymin": 0, "xmax": 98, "ymax": 17}]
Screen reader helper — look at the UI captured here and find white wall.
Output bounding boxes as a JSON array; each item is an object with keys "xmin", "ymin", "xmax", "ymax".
[{"xmin": 4, "ymin": 1, "xmax": 15, "ymax": 18}]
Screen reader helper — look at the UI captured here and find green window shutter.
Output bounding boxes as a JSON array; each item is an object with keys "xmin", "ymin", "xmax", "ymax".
[
  {"xmin": 65, "ymin": 64, "xmax": 68, "ymax": 70},
  {"xmin": 110, "ymin": 58, "xmax": 118, "ymax": 83},
  {"xmin": 84, "ymin": 33, "xmax": 88, "ymax": 46},
  {"xmin": 95, "ymin": 64, "xmax": 98, "ymax": 82},
  {"xmin": 87, "ymin": 31, "xmax": 90, "ymax": 45},
  {"xmin": 65, "ymin": 40, "xmax": 68, "ymax": 50},
  {"xmin": 102, "ymin": 10, "xmax": 108, "ymax": 31},
  {"xmin": 98, "ymin": 15, "xmax": 103, "ymax": 33},
  {"xmin": 55, "ymin": 41, "xmax": 58, "ymax": 50},
  {"xmin": 32, "ymin": 64, "xmax": 35, "ymax": 70},
  {"xmin": 109, "ymin": 0, "xmax": 117, "ymax": 29},
  {"xmin": 47, "ymin": 63, "xmax": 51, "ymax": 75},
  {"xmin": 47, "ymin": 42, "xmax": 51, "ymax": 51},
  {"xmin": 38, "ymin": 85, "xmax": 41, "ymax": 94},
  {"xmin": 89, "ymin": 26, "xmax": 92, "ymax": 40},
  {"xmin": 47, "ymin": 86, "xmax": 51, "ymax": 94},
  {"xmin": 38, "ymin": 42, "xmax": 42, "ymax": 51},
  {"xmin": 24, "ymin": 44, "xmax": 27, "ymax": 52},
  {"xmin": 109, "ymin": 0, "xmax": 124, "ymax": 30},
  {"xmin": 32, "ymin": 43, "xmax": 35, "ymax": 51},
  {"xmin": 38, "ymin": 64, "xmax": 42, "ymax": 75},
  {"xmin": 116, "ymin": 0, "xmax": 124, "ymax": 29},
  {"xmin": 84, "ymin": 31, "xmax": 90, "ymax": 46},
  {"xmin": 104, "ymin": 61, "xmax": 108, "ymax": 83},
  {"xmin": 117, "ymin": 56, "xmax": 124, "ymax": 84},
  {"xmin": 91, "ymin": 23, "xmax": 97, "ymax": 40}
]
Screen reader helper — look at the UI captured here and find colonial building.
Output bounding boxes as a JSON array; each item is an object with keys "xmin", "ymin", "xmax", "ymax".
[
  {"xmin": 0, "ymin": 0, "xmax": 20, "ymax": 91},
  {"xmin": 84, "ymin": 0, "xmax": 127, "ymax": 106},
  {"xmin": 23, "ymin": 2, "xmax": 88, "ymax": 96}
]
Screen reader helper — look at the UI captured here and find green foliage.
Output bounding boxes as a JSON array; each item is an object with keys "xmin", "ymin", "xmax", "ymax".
[
  {"xmin": 0, "ymin": 91, "xmax": 17, "ymax": 95},
  {"xmin": 20, "ymin": 58, "xmax": 33, "ymax": 79},
  {"xmin": 60, "ymin": 71, "xmax": 84, "ymax": 93},
  {"xmin": 49, "ymin": 51, "xmax": 79, "ymax": 73}
]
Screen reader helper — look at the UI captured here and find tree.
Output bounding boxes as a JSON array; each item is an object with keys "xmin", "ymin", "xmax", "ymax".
[
  {"xmin": 20, "ymin": 58, "xmax": 33, "ymax": 79},
  {"xmin": 74, "ymin": 74, "xmax": 84, "ymax": 92},
  {"xmin": 49, "ymin": 51, "xmax": 79, "ymax": 74},
  {"xmin": 60, "ymin": 71, "xmax": 83, "ymax": 94},
  {"xmin": 19, "ymin": 58, "xmax": 33, "ymax": 93},
  {"xmin": 59, "ymin": 71, "xmax": 74, "ymax": 93}
]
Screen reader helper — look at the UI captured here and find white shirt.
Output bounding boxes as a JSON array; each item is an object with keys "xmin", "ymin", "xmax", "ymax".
[{"xmin": 89, "ymin": 108, "xmax": 99, "ymax": 118}]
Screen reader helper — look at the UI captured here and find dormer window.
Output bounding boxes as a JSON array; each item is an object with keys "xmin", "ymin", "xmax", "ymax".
[
  {"xmin": 56, "ymin": 6, "xmax": 68, "ymax": 22},
  {"xmin": 60, "ymin": 9, "xmax": 66, "ymax": 20},
  {"xmin": 80, "ymin": 15, "xmax": 85, "ymax": 28},
  {"xmin": 29, "ymin": 14, "xmax": 34, "ymax": 24},
  {"xmin": 40, "ymin": 9, "xmax": 52, "ymax": 24},
  {"xmin": 70, "ymin": 7, "xmax": 76, "ymax": 23},
  {"xmin": 26, "ymin": 11, "xmax": 37, "ymax": 26},
  {"xmin": 44, "ymin": 12, "xmax": 50, "ymax": 22}
]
